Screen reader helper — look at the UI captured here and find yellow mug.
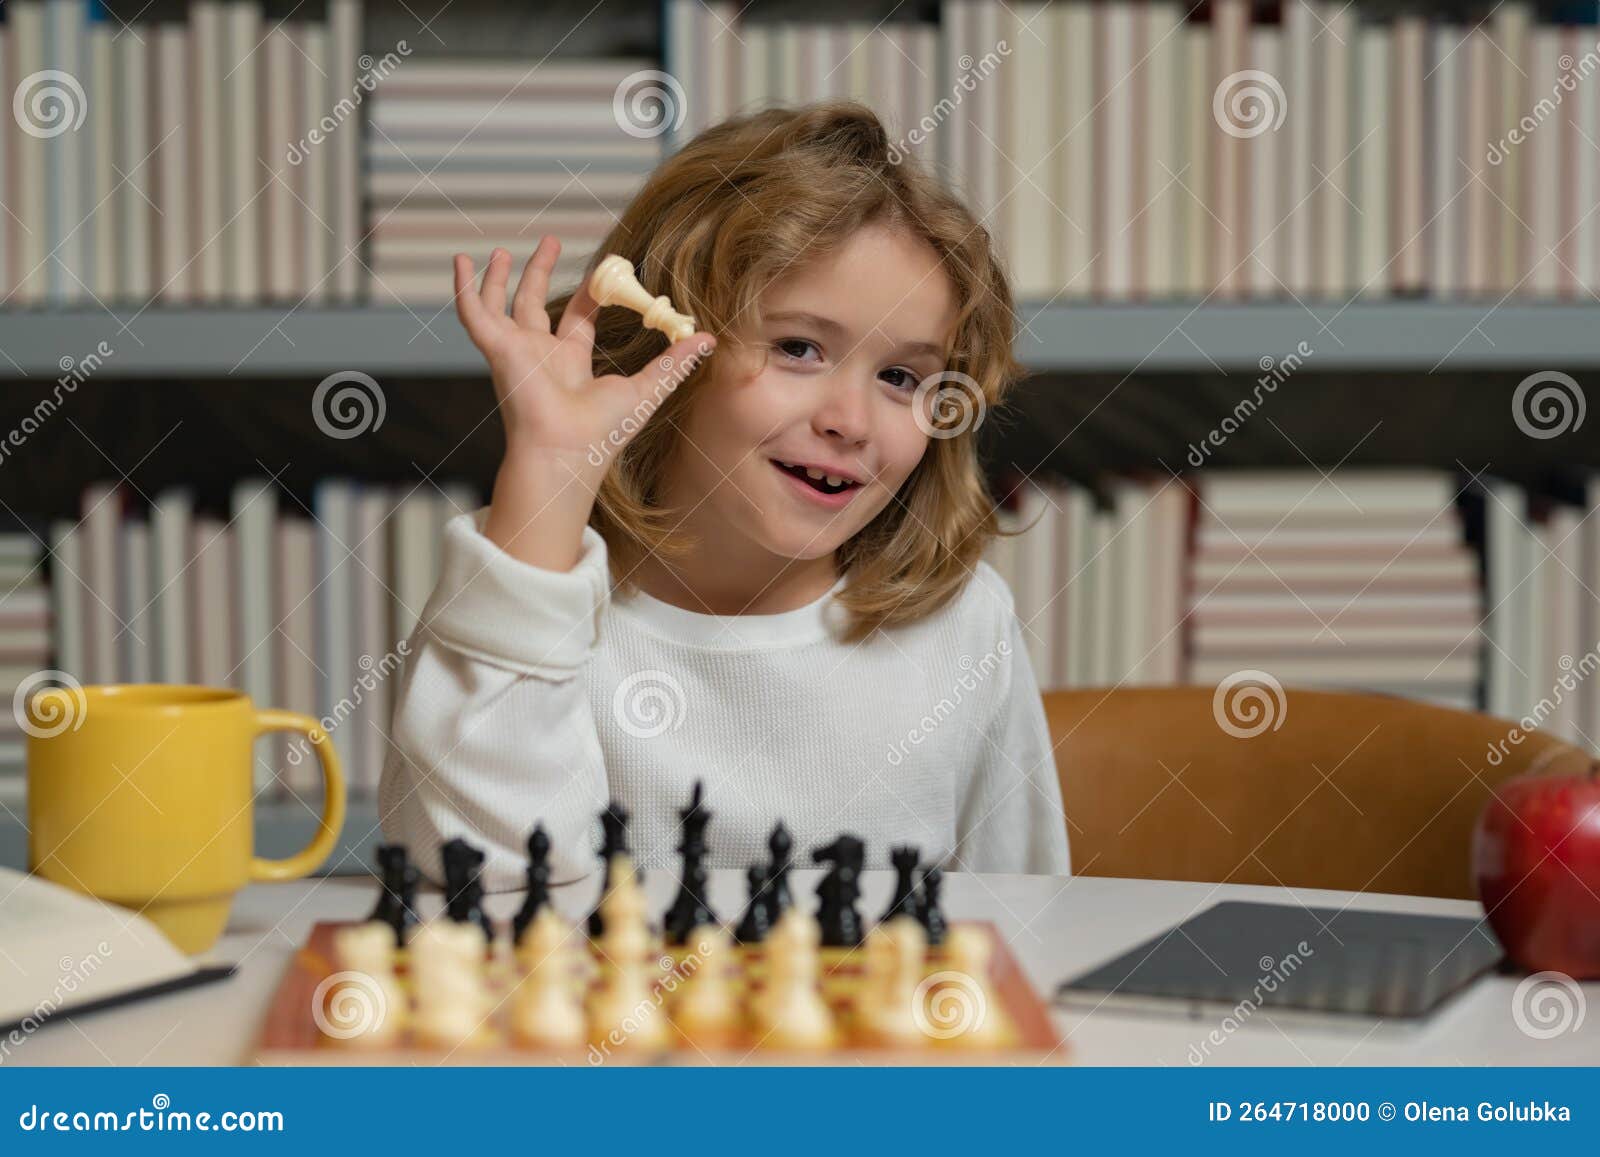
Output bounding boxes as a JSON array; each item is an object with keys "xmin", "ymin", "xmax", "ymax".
[{"xmin": 25, "ymin": 683, "xmax": 346, "ymax": 954}]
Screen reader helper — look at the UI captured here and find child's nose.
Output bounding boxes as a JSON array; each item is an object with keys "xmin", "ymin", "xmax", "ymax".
[{"xmin": 810, "ymin": 372, "xmax": 872, "ymax": 444}]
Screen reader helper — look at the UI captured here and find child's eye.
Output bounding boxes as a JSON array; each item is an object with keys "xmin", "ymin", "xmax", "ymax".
[
  {"xmin": 773, "ymin": 340, "xmax": 919, "ymax": 394},
  {"xmin": 774, "ymin": 338, "xmax": 819, "ymax": 363}
]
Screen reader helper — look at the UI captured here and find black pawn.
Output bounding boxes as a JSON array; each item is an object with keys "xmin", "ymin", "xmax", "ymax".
[
  {"xmin": 367, "ymin": 843, "xmax": 420, "ymax": 947},
  {"xmin": 511, "ymin": 824, "xmax": 554, "ymax": 947},
  {"xmin": 879, "ymin": 844, "xmax": 922, "ymax": 924},
  {"xmin": 812, "ymin": 834, "xmax": 866, "ymax": 948},
  {"xmin": 764, "ymin": 822, "xmax": 794, "ymax": 921},
  {"xmin": 918, "ymin": 865, "xmax": 947, "ymax": 947},
  {"xmin": 734, "ymin": 864, "xmax": 772, "ymax": 944},
  {"xmin": 586, "ymin": 800, "xmax": 632, "ymax": 938},
  {"xmin": 440, "ymin": 837, "xmax": 494, "ymax": 943},
  {"xmin": 663, "ymin": 781, "xmax": 719, "ymax": 945}
]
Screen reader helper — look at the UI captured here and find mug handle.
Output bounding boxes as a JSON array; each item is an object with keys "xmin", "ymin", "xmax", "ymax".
[{"xmin": 248, "ymin": 709, "xmax": 348, "ymax": 882}]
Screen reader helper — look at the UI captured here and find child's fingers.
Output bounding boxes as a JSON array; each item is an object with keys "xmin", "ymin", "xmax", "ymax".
[
  {"xmin": 453, "ymin": 254, "xmax": 495, "ymax": 344},
  {"xmin": 479, "ymin": 247, "xmax": 513, "ymax": 316},
  {"xmin": 554, "ymin": 268, "xmax": 602, "ymax": 349},
  {"xmin": 510, "ymin": 238, "xmax": 559, "ymax": 332}
]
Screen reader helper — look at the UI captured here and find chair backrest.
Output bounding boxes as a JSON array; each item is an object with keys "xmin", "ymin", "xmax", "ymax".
[{"xmin": 1043, "ymin": 686, "xmax": 1592, "ymax": 900}]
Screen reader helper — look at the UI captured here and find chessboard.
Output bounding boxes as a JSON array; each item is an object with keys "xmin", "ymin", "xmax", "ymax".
[{"xmin": 253, "ymin": 918, "xmax": 1067, "ymax": 1066}]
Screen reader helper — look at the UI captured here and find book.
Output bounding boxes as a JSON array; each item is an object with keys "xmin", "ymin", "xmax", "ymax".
[{"xmin": 0, "ymin": 866, "xmax": 234, "ymax": 1036}]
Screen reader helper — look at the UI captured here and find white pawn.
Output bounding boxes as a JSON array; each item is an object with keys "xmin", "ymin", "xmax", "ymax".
[
  {"xmin": 327, "ymin": 921, "xmax": 406, "ymax": 1048},
  {"xmin": 586, "ymin": 952, "xmax": 668, "ymax": 1054},
  {"xmin": 512, "ymin": 908, "xmax": 585, "ymax": 1050},
  {"xmin": 937, "ymin": 925, "xmax": 1004, "ymax": 1049},
  {"xmin": 857, "ymin": 924, "xmax": 895, "ymax": 1015},
  {"xmin": 865, "ymin": 915, "xmax": 926, "ymax": 1047},
  {"xmin": 757, "ymin": 909, "xmax": 835, "ymax": 1052},
  {"xmin": 588, "ymin": 856, "xmax": 667, "ymax": 1054},
  {"xmin": 671, "ymin": 925, "xmax": 737, "ymax": 1045},
  {"xmin": 410, "ymin": 919, "xmax": 492, "ymax": 1049},
  {"xmin": 588, "ymin": 254, "xmax": 698, "ymax": 343},
  {"xmin": 599, "ymin": 853, "xmax": 651, "ymax": 967}
]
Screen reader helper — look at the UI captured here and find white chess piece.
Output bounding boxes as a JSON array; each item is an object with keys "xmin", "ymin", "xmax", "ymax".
[
  {"xmin": 511, "ymin": 908, "xmax": 585, "ymax": 1050},
  {"xmin": 865, "ymin": 915, "xmax": 926, "ymax": 1047},
  {"xmin": 671, "ymin": 924, "xmax": 737, "ymax": 1044},
  {"xmin": 598, "ymin": 853, "xmax": 651, "ymax": 966},
  {"xmin": 327, "ymin": 921, "xmax": 406, "ymax": 1048},
  {"xmin": 588, "ymin": 254, "xmax": 698, "ymax": 342},
  {"xmin": 756, "ymin": 909, "xmax": 835, "ymax": 1051},
  {"xmin": 587, "ymin": 854, "xmax": 667, "ymax": 1054},
  {"xmin": 410, "ymin": 919, "xmax": 492, "ymax": 1049},
  {"xmin": 937, "ymin": 924, "xmax": 1004, "ymax": 1049}
]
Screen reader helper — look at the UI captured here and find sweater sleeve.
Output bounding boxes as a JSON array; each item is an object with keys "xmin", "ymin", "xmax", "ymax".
[
  {"xmin": 377, "ymin": 508, "xmax": 610, "ymax": 893},
  {"xmin": 953, "ymin": 609, "xmax": 1073, "ymax": 876}
]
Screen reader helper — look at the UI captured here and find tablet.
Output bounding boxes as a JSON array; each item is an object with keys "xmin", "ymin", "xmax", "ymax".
[{"xmin": 1055, "ymin": 900, "xmax": 1503, "ymax": 1023}]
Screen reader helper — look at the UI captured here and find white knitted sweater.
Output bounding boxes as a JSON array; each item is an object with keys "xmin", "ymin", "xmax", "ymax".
[{"xmin": 378, "ymin": 508, "xmax": 1072, "ymax": 892}]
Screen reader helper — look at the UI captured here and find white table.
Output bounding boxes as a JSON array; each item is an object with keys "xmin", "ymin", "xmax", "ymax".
[{"xmin": 11, "ymin": 869, "xmax": 1597, "ymax": 1066}]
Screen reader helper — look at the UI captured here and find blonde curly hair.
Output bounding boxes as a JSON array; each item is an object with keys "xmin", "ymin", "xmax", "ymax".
[{"xmin": 546, "ymin": 99, "xmax": 1026, "ymax": 644}]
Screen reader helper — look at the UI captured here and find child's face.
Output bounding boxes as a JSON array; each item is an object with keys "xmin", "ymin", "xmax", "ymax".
[{"xmin": 667, "ymin": 223, "xmax": 960, "ymax": 565}]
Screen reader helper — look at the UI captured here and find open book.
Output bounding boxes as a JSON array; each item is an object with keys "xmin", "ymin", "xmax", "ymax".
[{"xmin": 0, "ymin": 867, "xmax": 234, "ymax": 1036}]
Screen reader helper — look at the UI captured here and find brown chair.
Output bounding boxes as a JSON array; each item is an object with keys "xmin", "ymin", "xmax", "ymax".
[{"xmin": 1044, "ymin": 686, "xmax": 1593, "ymax": 901}]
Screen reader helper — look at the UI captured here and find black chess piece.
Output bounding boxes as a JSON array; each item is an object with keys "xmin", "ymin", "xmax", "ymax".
[
  {"xmin": 586, "ymin": 800, "xmax": 633, "ymax": 938},
  {"xmin": 367, "ymin": 843, "xmax": 421, "ymax": 947},
  {"xmin": 917, "ymin": 865, "xmax": 947, "ymax": 947},
  {"xmin": 812, "ymin": 833, "xmax": 866, "ymax": 947},
  {"xmin": 878, "ymin": 844, "xmax": 923, "ymax": 924},
  {"xmin": 511, "ymin": 823, "xmax": 554, "ymax": 947},
  {"xmin": 663, "ymin": 781, "xmax": 719, "ymax": 945},
  {"xmin": 764, "ymin": 821, "xmax": 794, "ymax": 921},
  {"xmin": 734, "ymin": 864, "xmax": 772, "ymax": 944},
  {"xmin": 440, "ymin": 837, "xmax": 494, "ymax": 943}
]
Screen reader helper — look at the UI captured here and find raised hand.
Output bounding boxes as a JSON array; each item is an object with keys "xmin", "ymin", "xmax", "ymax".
[
  {"xmin": 454, "ymin": 239, "xmax": 716, "ymax": 571},
  {"xmin": 453, "ymin": 238, "xmax": 715, "ymax": 488}
]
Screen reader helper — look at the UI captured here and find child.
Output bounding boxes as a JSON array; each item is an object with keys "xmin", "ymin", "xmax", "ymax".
[{"xmin": 378, "ymin": 101, "xmax": 1071, "ymax": 890}]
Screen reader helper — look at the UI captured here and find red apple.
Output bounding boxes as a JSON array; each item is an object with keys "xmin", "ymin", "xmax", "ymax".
[{"xmin": 1473, "ymin": 763, "xmax": 1600, "ymax": 979}]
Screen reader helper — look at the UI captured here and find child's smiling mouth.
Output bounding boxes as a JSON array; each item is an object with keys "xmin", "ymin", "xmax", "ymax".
[{"xmin": 770, "ymin": 459, "xmax": 864, "ymax": 507}]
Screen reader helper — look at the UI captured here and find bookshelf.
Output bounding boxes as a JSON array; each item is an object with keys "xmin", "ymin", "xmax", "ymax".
[{"xmin": 3, "ymin": 301, "xmax": 1600, "ymax": 379}]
